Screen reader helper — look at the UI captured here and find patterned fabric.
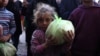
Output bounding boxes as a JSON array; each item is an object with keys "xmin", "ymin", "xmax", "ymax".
[
  {"xmin": 31, "ymin": 29, "xmax": 69, "ymax": 56},
  {"xmin": 0, "ymin": 7, "xmax": 16, "ymax": 35}
]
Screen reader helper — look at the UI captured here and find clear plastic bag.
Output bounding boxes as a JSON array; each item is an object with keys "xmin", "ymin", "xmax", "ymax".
[
  {"xmin": 45, "ymin": 14, "xmax": 75, "ymax": 45},
  {"xmin": 0, "ymin": 42, "xmax": 16, "ymax": 56}
]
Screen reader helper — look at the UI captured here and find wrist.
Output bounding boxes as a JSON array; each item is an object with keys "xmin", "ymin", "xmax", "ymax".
[{"xmin": 42, "ymin": 43, "xmax": 48, "ymax": 48}]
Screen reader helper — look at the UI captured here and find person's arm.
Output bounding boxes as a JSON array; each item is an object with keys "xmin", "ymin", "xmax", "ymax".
[
  {"xmin": 31, "ymin": 37, "xmax": 47, "ymax": 54},
  {"xmin": 31, "ymin": 34, "xmax": 58, "ymax": 54},
  {"xmin": 31, "ymin": 30, "xmax": 47, "ymax": 54},
  {"xmin": 0, "ymin": 14, "xmax": 16, "ymax": 42},
  {"xmin": 9, "ymin": 13, "xmax": 16, "ymax": 36}
]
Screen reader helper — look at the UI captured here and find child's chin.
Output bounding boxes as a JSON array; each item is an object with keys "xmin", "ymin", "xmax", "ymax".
[
  {"xmin": 42, "ymin": 28, "xmax": 46, "ymax": 31},
  {"xmin": 43, "ymin": 29, "xmax": 46, "ymax": 31}
]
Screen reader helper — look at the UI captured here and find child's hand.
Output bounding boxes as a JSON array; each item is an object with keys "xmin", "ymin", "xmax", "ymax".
[
  {"xmin": 0, "ymin": 25, "xmax": 3, "ymax": 37},
  {"xmin": 0, "ymin": 34, "xmax": 11, "ymax": 42},
  {"xmin": 63, "ymin": 30, "xmax": 75, "ymax": 50},
  {"xmin": 63, "ymin": 30, "xmax": 75, "ymax": 43},
  {"xmin": 45, "ymin": 36, "xmax": 58, "ymax": 47}
]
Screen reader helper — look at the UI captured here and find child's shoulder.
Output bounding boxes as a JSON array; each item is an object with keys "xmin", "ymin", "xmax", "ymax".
[
  {"xmin": 34, "ymin": 29, "xmax": 44, "ymax": 34},
  {"xmin": 0, "ymin": 8, "xmax": 14, "ymax": 18},
  {"xmin": 33, "ymin": 29, "xmax": 45, "ymax": 37},
  {"xmin": 5, "ymin": 9, "xmax": 14, "ymax": 15}
]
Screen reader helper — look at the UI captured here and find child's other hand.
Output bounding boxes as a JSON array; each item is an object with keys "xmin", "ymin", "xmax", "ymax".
[
  {"xmin": 63, "ymin": 30, "xmax": 75, "ymax": 43},
  {"xmin": 0, "ymin": 25, "xmax": 3, "ymax": 36},
  {"xmin": 0, "ymin": 34, "xmax": 11, "ymax": 42},
  {"xmin": 45, "ymin": 36, "xmax": 57, "ymax": 47}
]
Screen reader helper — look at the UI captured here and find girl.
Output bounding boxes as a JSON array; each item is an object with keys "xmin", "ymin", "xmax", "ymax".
[{"xmin": 31, "ymin": 3, "xmax": 74, "ymax": 56}]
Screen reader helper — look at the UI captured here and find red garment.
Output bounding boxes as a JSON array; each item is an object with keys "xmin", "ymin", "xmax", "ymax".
[{"xmin": 68, "ymin": 4, "xmax": 100, "ymax": 56}]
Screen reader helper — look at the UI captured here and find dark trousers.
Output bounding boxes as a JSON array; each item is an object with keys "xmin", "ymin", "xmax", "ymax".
[
  {"xmin": 11, "ymin": 31, "xmax": 21, "ymax": 56},
  {"xmin": 26, "ymin": 28, "xmax": 33, "ymax": 56},
  {"xmin": 11, "ymin": 31, "xmax": 21, "ymax": 49},
  {"xmin": 25, "ymin": 23, "xmax": 37, "ymax": 56}
]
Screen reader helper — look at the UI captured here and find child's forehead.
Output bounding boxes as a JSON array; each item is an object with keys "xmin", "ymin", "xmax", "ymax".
[
  {"xmin": 0, "ymin": 0, "xmax": 6, "ymax": 2},
  {"xmin": 37, "ymin": 12, "xmax": 53, "ymax": 18},
  {"xmin": 0, "ymin": 0, "xmax": 3, "ymax": 2}
]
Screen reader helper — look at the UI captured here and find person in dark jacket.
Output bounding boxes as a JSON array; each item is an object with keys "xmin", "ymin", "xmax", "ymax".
[
  {"xmin": 6, "ymin": 0, "xmax": 22, "ymax": 50},
  {"xmin": 60, "ymin": 0, "xmax": 80, "ymax": 19},
  {"xmin": 68, "ymin": 0, "xmax": 100, "ymax": 56}
]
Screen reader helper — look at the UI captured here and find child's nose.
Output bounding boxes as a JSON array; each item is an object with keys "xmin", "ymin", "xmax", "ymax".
[{"xmin": 43, "ymin": 21, "xmax": 47, "ymax": 25}]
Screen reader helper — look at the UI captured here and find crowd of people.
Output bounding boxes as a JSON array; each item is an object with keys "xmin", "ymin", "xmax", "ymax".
[{"xmin": 0, "ymin": 0, "xmax": 100, "ymax": 56}]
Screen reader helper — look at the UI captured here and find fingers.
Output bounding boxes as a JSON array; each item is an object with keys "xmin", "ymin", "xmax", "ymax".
[
  {"xmin": 50, "ymin": 37, "xmax": 58, "ymax": 45},
  {"xmin": 63, "ymin": 30, "xmax": 75, "ymax": 42},
  {"xmin": 0, "ymin": 37, "xmax": 6, "ymax": 42},
  {"xmin": 46, "ymin": 35, "xmax": 52, "ymax": 43},
  {"xmin": 67, "ymin": 30, "xmax": 75, "ymax": 39},
  {"xmin": 46, "ymin": 35, "xmax": 58, "ymax": 45},
  {"xmin": 47, "ymin": 35, "xmax": 52, "ymax": 39}
]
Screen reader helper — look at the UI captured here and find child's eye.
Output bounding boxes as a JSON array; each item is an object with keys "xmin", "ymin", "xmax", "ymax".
[
  {"xmin": 46, "ymin": 19, "xmax": 50, "ymax": 22},
  {"xmin": 46, "ymin": 18, "xmax": 52, "ymax": 22},
  {"xmin": 37, "ymin": 18, "xmax": 43, "ymax": 22}
]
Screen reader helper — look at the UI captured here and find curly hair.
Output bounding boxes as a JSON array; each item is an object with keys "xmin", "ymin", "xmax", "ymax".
[{"xmin": 33, "ymin": 3, "xmax": 57, "ymax": 24}]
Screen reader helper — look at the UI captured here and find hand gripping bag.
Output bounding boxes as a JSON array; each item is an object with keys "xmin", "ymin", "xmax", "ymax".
[{"xmin": 45, "ymin": 14, "xmax": 75, "ymax": 45}]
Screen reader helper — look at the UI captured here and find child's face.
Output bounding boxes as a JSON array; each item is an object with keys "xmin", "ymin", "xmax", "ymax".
[
  {"xmin": 37, "ymin": 12, "xmax": 53, "ymax": 31},
  {"xmin": 0, "ymin": 0, "xmax": 9, "ymax": 8},
  {"xmin": 0, "ymin": 0, "xmax": 3, "ymax": 8}
]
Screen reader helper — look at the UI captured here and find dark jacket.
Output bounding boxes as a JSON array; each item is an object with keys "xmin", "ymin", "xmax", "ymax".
[
  {"xmin": 60, "ymin": 0, "xmax": 80, "ymax": 19},
  {"xmin": 6, "ymin": 0, "xmax": 22, "ymax": 35}
]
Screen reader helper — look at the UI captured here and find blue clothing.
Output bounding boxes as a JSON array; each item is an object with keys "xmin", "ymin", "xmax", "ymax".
[
  {"xmin": 0, "ymin": 7, "xmax": 16, "ymax": 36},
  {"xmin": 68, "ymin": 4, "xmax": 100, "ymax": 56},
  {"xmin": 60, "ymin": 0, "xmax": 80, "ymax": 19},
  {"xmin": 6, "ymin": 0, "xmax": 22, "ymax": 49}
]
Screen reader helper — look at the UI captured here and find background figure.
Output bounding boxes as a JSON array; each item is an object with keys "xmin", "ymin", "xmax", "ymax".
[
  {"xmin": 6, "ymin": 0, "xmax": 22, "ymax": 50},
  {"xmin": 98, "ymin": 0, "xmax": 100, "ymax": 5},
  {"xmin": 21, "ymin": 0, "xmax": 37, "ymax": 56},
  {"xmin": 68, "ymin": 0, "xmax": 100, "ymax": 56},
  {"xmin": 0, "ymin": 0, "xmax": 16, "ymax": 55},
  {"xmin": 59, "ymin": 0, "xmax": 80, "ymax": 19},
  {"xmin": 0, "ymin": 0, "xmax": 16, "ymax": 43}
]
